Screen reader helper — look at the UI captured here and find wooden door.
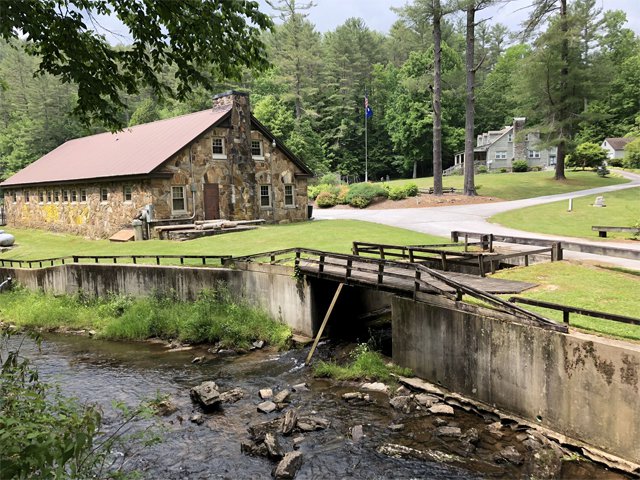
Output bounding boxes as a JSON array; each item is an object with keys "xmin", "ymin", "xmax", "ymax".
[{"xmin": 203, "ymin": 183, "xmax": 220, "ymax": 220}]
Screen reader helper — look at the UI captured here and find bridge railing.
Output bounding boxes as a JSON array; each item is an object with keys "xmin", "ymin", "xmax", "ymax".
[{"xmin": 0, "ymin": 254, "xmax": 231, "ymax": 269}]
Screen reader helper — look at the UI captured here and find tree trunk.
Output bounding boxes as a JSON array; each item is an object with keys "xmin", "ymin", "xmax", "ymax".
[
  {"xmin": 432, "ymin": 0, "xmax": 443, "ymax": 196},
  {"xmin": 413, "ymin": 160, "xmax": 417, "ymax": 179},
  {"xmin": 463, "ymin": 4, "xmax": 476, "ymax": 196},
  {"xmin": 555, "ymin": 0, "xmax": 568, "ymax": 180}
]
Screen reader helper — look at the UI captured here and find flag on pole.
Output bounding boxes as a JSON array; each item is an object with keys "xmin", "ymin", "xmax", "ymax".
[{"xmin": 365, "ymin": 95, "xmax": 373, "ymax": 119}]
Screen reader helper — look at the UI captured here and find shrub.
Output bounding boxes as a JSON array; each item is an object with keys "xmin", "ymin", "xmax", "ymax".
[
  {"xmin": 388, "ymin": 185, "xmax": 408, "ymax": 201},
  {"xmin": 349, "ymin": 196, "xmax": 370, "ymax": 208},
  {"xmin": 608, "ymin": 157, "xmax": 624, "ymax": 167},
  {"xmin": 345, "ymin": 183, "xmax": 388, "ymax": 208},
  {"xmin": 308, "ymin": 183, "xmax": 339, "ymax": 200},
  {"xmin": 499, "ymin": 167, "xmax": 508, "ymax": 173},
  {"xmin": 315, "ymin": 191, "xmax": 337, "ymax": 208},
  {"xmin": 597, "ymin": 165, "xmax": 610, "ymax": 177},
  {"xmin": 476, "ymin": 165, "xmax": 488, "ymax": 174},
  {"xmin": 336, "ymin": 185, "xmax": 350, "ymax": 204},
  {"xmin": 319, "ymin": 173, "xmax": 340, "ymax": 185},
  {"xmin": 624, "ymin": 138, "xmax": 640, "ymax": 168},
  {"xmin": 512, "ymin": 160, "xmax": 529, "ymax": 172},
  {"xmin": 403, "ymin": 183, "xmax": 419, "ymax": 197},
  {"xmin": 529, "ymin": 165, "xmax": 542, "ymax": 172}
]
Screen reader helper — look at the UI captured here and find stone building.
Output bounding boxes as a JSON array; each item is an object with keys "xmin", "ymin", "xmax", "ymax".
[
  {"xmin": 0, "ymin": 91, "xmax": 313, "ymax": 238},
  {"xmin": 452, "ymin": 117, "xmax": 557, "ymax": 172}
]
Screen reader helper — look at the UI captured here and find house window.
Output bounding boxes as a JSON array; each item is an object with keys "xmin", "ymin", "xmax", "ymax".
[
  {"xmin": 525, "ymin": 134, "xmax": 529, "ymax": 142},
  {"xmin": 549, "ymin": 155, "xmax": 557, "ymax": 165},
  {"xmin": 54, "ymin": 191, "xmax": 60, "ymax": 202},
  {"xmin": 101, "ymin": 188, "xmax": 108, "ymax": 202},
  {"xmin": 24, "ymin": 190, "xmax": 30, "ymax": 203},
  {"xmin": 71, "ymin": 190, "xmax": 77, "ymax": 202},
  {"xmin": 63, "ymin": 190, "xmax": 69, "ymax": 202},
  {"xmin": 11, "ymin": 191, "xmax": 17, "ymax": 203},
  {"xmin": 284, "ymin": 185, "xmax": 295, "ymax": 207},
  {"xmin": 80, "ymin": 189, "xmax": 87, "ymax": 202},
  {"xmin": 528, "ymin": 150, "xmax": 540, "ymax": 158},
  {"xmin": 38, "ymin": 191, "xmax": 45, "ymax": 203},
  {"xmin": 507, "ymin": 133, "xmax": 513, "ymax": 143},
  {"xmin": 495, "ymin": 151, "xmax": 507, "ymax": 160},
  {"xmin": 171, "ymin": 186, "xmax": 186, "ymax": 213},
  {"xmin": 251, "ymin": 140, "xmax": 263, "ymax": 158},
  {"xmin": 212, "ymin": 137, "xmax": 226, "ymax": 157},
  {"xmin": 260, "ymin": 185, "xmax": 271, "ymax": 208},
  {"xmin": 47, "ymin": 191, "xmax": 52, "ymax": 203},
  {"xmin": 123, "ymin": 185, "xmax": 132, "ymax": 202}
]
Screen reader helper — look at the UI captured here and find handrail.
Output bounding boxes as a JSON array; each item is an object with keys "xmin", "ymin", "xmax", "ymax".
[
  {"xmin": 508, "ymin": 297, "xmax": 640, "ymax": 326},
  {"xmin": 0, "ymin": 254, "xmax": 231, "ymax": 268}
]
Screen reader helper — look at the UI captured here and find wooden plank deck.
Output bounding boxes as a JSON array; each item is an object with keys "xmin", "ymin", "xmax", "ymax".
[{"xmin": 298, "ymin": 258, "xmax": 535, "ymax": 295}]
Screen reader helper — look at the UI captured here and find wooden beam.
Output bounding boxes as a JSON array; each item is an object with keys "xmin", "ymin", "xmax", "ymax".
[{"xmin": 305, "ymin": 283, "xmax": 344, "ymax": 366}]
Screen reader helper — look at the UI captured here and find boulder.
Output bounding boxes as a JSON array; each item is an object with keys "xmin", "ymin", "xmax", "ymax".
[
  {"xmin": 388, "ymin": 423, "xmax": 405, "ymax": 432},
  {"xmin": 414, "ymin": 393, "xmax": 439, "ymax": 408},
  {"xmin": 252, "ymin": 340, "xmax": 265, "ymax": 349},
  {"xmin": 281, "ymin": 409, "xmax": 298, "ymax": 436},
  {"xmin": 189, "ymin": 413, "xmax": 205, "ymax": 425},
  {"xmin": 241, "ymin": 440, "xmax": 268, "ymax": 457},
  {"xmin": 494, "ymin": 446, "xmax": 524, "ymax": 465},
  {"xmin": 436, "ymin": 426, "xmax": 462, "ymax": 438},
  {"xmin": 428, "ymin": 404, "xmax": 454, "ymax": 416},
  {"xmin": 248, "ymin": 419, "xmax": 282, "ymax": 441},
  {"xmin": 274, "ymin": 451, "xmax": 303, "ymax": 480},
  {"xmin": 461, "ymin": 428, "xmax": 480, "ymax": 445},
  {"xmin": 296, "ymin": 416, "xmax": 330, "ymax": 432},
  {"xmin": 389, "ymin": 395, "xmax": 412, "ymax": 411},
  {"xmin": 486, "ymin": 421, "xmax": 504, "ymax": 439},
  {"xmin": 273, "ymin": 389, "xmax": 291, "ymax": 404},
  {"xmin": 220, "ymin": 387, "xmax": 245, "ymax": 404},
  {"xmin": 350, "ymin": 425, "xmax": 364, "ymax": 442},
  {"xmin": 342, "ymin": 392, "xmax": 371, "ymax": 403},
  {"xmin": 258, "ymin": 401, "xmax": 278, "ymax": 414},
  {"xmin": 154, "ymin": 399, "xmax": 178, "ymax": 416},
  {"xmin": 361, "ymin": 382, "xmax": 389, "ymax": 393},
  {"xmin": 259, "ymin": 388, "xmax": 274, "ymax": 400},
  {"xmin": 190, "ymin": 381, "xmax": 221, "ymax": 409},
  {"xmin": 292, "ymin": 383, "xmax": 308, "ymax": 392},
  {"xmin": 264, "ymin": 433, "xmax": 284, "ymax": 459},
  {"xmin": 292, "ymin": 436, "xmax": 305, "ymax": 449}
]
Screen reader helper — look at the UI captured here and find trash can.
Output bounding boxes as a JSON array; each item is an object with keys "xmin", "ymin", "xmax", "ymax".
[
  {"xmin": 307, "ymin": 205, "xmax": 313, "ymax": 219},
  {"xmin": 132, "ymin": 219, "xmax": 144, "ymax": 241}
]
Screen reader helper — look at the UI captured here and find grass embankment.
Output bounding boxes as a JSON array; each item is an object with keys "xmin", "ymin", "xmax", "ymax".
[
  {"xmin": 493, "ymin": 262, "xmax": 640, "ymax": 341},
  {"xmin": 0, "ymin": 220, "xmax": 445, "ymax": 261},
  {"xmin": 0, "ymin": 286, "xmax": 291, "ymax": 349},
  {"xmin": 490, "ymin": 187, "xmax": 640, "ymax": 240},
  {"xmin": 385, "ymin": 170, "xmax": 628, "ymax": 200},
  {"xmin": 314, "ymin": 344, "xmax": 412, "ymax": 383}
]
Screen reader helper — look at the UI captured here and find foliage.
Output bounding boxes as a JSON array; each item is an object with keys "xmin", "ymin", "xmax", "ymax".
[
  {"xmin": 511, "ymin": 160, "xmax": 529, "ymax": 172},
  {"xmin": 0, "ymin": 330, "xmax": 160, "ymax": 478},
  {"xmin": 336, "ymin": 185, "xmax": 350, "ymax": 204},
  {"xmin": 314, "ymin": 343, "xmax": 412, "ymax": 382},
  {"xmin": 307, "ymin": 183, "xmax": 339, "ymax": 200},
  {"xmin": 0, "ymin": 1, "xmax": 272, "ymax": 130},
  {"xmin": 403, "ymin": 183, "xmax": 419, "ymax": 196},
  {"xmin": 319, "ymin": 173, "xmax": 341, "ymax": 185},
  {"xmin": 567, "ymin": 142, "xmax": 609, "ymax": 170},
  {"xmin": 624, "ymin": 138, "xmax": 640, "ymax": 169},
  {"xmin": 345, "ymin": 182, "xmax": 388, "ymax": 208},
  {"xmin": 0, "ymin": 284, "xmax": 292, "ymax": 350},
  {"xmin": 315, "ymin": 191, "xmax": 337, "ymax": 208}
]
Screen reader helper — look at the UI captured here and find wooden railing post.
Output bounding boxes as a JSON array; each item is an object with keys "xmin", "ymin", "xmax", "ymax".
[
  {"xmin": 346, "ymin": 258, "xmax": 352, "ymax": 279},
  {"xmin": 563, "ymin": 311, "xmax": 570, "ymax": 324},
  {"xmin": 414, "ymin": 269, "xmax": 421, "ymax": 299},
  {"xmin": 408, "ymin": 248, "xmax": 415, "ymax": 263},
  {"xmin": 440, "ymin": 252, "xmax": 448, "ymax": 271},
  {"xmin": 478, "ymin": 255, "xmax": 485, "ymax": 277},
  {"xmin": 378, "ymin": 245, "xmax": 385, "ymax": 260},
  {"xmin": 378, "ymin": 261, "xmax": 384, "ymax": 284},
  {"xmin": 464, "ymin": 234, "xmax": 469, "ymax": 252},
  {"xmin": 489, "ymin": 234, "xmax": 494, "ymax": 253},
  {"xmin": 295, "ymin": 249, "xmax": 301, "ymax": 269},
  {"xmin": 319, "ymin": 254, "xmax": 325, "ymax": 273},
  {"xmin": 451, "ymin": 231, "xmax": 459, "ymax": 243}
]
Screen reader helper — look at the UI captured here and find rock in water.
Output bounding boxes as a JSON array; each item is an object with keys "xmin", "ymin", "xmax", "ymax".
[
  {"xmin": 259, "ymin": 388, "xmax": 274, "ymax": 400},
  {"xmin": 350, "ymin": 425, "xmax": 364, "ymax": 442},
  {"xmin": 428, "ymin": 404, "xmax": 454, "ymax": 416},
  {"xmin": 189, "ymin": 413, "xmax": 205, "ymax": 425},
  {"xmin": 190, "ymin": 381, "xmax": 221, "ymax": 409},
  {"xmin": 414, "ymin": 393, "xmax": 439, "ymax": 407},
  {"xmin": 220, "ymin": 388, "xmax": 245, "ymax": 404},
  {"xmin": 389, "ymin": 395, "xmax": 412, "ymax": 411},
  {"xmin": 274, "ymin": 451, "xmax": 303, "ymax": 479},
  {"xmin": 436, "ymin": 426, "xmax": 462, "ymax": 438},
  {"xmin": 264, "ymin": 433, "xmax": 284, "ymax": 459},
  {"xmin": 361, "ymin": 382, "xmax": 389, "ymax": 393},
  {"xmin": 154, "ymin": 398, "xmax": 178, "ymax": 416},
  {"xmin": 257, "ymin": 401, "xmax": 277, "ymax": 414},
  {"xmin": 273, "ymin": 389, "xmax": 291, "ymax": 404},
  {"xmin": 281, "ymin": 409, "xmax": 298, "ymax": 435},
  {"xmin": 296, "ymin": 416, "xmax": 330, "ymax": 432}
]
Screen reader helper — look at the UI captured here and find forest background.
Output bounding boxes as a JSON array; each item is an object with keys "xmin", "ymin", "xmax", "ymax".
[{"xmin": 1, "ymin": 0, "xmax": 639, "ymax": 182}]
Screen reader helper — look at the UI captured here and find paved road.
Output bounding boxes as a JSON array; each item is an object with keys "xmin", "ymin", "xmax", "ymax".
[{"xmin": 315, "ymin": 170, "xmax": 640, "ymax": 270}]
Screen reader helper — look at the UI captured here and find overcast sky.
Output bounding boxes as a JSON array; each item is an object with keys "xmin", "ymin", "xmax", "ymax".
[{"xmin": 259, "ymin": 0, "xmax": 640, "ymax": 35}]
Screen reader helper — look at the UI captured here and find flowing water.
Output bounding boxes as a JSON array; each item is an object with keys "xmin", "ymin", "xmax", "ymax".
[{"xmin": 5, "ymin": 334, "xmax": 631, "ymax": 479}]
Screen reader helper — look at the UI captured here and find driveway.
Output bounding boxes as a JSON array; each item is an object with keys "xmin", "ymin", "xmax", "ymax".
[{"xmin": 314, "ymin": 170, "xmax": 640, "ymax": 270}]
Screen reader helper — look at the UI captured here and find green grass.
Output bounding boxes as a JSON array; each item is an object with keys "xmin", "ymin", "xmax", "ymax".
[
  {"xmin": 314, "ymin": 344, "xmax": 412, "ymax": 383},
  {"xmin": 0, "ymin": 220, "xmax": 445, "ymax": 261},
  {"xmin": 0, "ymin": 286, "xmax": 291, "ymax": 349},
  {"xmin": 490, "ymin": 187, "xmax": 640, "ymax": 240},
  {"xmin": 384, "ymin": 170, "xmax": 629, "ymax": 200},
  {"xmin": 493, "ymin": 262, "xmax": 640, "ymax": 341}
]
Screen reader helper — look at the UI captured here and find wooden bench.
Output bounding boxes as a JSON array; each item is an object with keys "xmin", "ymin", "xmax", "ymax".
[
  {"xmin": 418, "ymin": 187, "xmax": 463, "ymax": 195},
  {"xmin": 591, "ymin": 226, "xmax": 640, "ymax": 238}
]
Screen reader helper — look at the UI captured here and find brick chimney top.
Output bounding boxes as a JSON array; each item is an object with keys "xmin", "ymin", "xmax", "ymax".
[{"xmin": 212, "ymin": 90, "xmax": 249, "ymax": 110}]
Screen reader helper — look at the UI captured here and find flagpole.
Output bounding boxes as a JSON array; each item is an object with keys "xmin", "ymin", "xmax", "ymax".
[{"xmin": 364, "ymin": 88, "xmax": 368, "ymax": 183}]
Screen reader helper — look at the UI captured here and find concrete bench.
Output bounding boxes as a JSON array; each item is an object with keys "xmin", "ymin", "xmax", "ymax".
[{"xmin": 591, "ymin": 226, "xmax": 640, "ymax": 238}]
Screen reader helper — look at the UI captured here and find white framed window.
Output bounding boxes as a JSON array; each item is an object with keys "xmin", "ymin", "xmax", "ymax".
[
  {"xmin": 62, "ymin": 190, "xmax": 69, "ymax": 202},
  {"xmin": 549, "ymin": 155, "xmax": 557, "ymax": 165},
  {"xmin": 284, "ymin": 184, "xmax": 295, "ymax": 207},
  {"xmin": 24, "ymin": 190, "xmax": 30, "ymax": 203},
  {"xmin": 38, "ymin": 191, "xmax": 45, "ymax": 203},
  {"xmin": 123, "ymin": 185, "xmax": 132, "ymax": 202},
  {"xmin": 260, "ymin": 185, "xmax": 271, "ymax": 208},
  {"xmin": 71, "ymin": 190, "xmax": 77, "ymax": 203},
  {"xmin": 46, "ymin": 191, "xmax": 52, "ymax": 203},
  {"xmin": 528, "ymin": 150, "xmax": 540, "ymax": 158},
  {"xmin": 100, "ymin": 188, "xmax": 108, "ymax": 202},
  {"xmin": 54, "ymin": 190, "xmax": 60, "ymax": 203},
  {"xmin": 11, "ymin": 191, "xmax": 17, "ymax": 203},
  {"xmin": 507, "ymin": 133, "xmax": 513, "ymax": 143},
  {"xmin": 251, "ymin": 140, "xmax": 263, "ymax": 158},
  {"xmin": 80, "ymin": 189, "xmax": 87, "ymax": 202},
  {"xmin": 212, "ymin": 137, "xmax": 226, "ymax": 158},
  {"xmin": 495, "ymin": 151, "xmax": 507, "ymax": 160},
  {"xmin": 171, "ymin": 186, "xmax": 186, "ymax": 213}
]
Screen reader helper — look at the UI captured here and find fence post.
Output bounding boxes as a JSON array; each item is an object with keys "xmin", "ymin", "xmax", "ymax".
[
  {"xmin": 352, "ymin": 242, "xmax": 359, "ymax": 256},
  {"xmin": 563, "ymin": 310, "xmax": 570, "ymax": 324},
  {"xmin": 295, "ymin": 250, "xmax": 301, "ymax": 269},
  {"xmin": 319, "ymin": 254, "xmax": 325, "ymax": 273},
  {"xmin": 440, "ymin": 252, "xmax": 448, "ymax": 271},
  {"xmin": 451, "ymin": 231, "xmax": 459, "ymax": 243},
  {"xmin": 378, "ymin": 245, "xmax": 385, "ymax": 260},
  {"xmin": 378, "ymin": 261, "xmax": 384, "ymax": 284},
  {"xmin": 346, "ymin": 258, "xmax": 352, "ymax": 279},
  {"xmin": 73, "ymin": 256, "xmax": 79, "ymax": 263},
  {"xmin": 489, "ymin": 234, "xmax": 494, "ymax": 253},
  {"xmin": 478, "ymin": 255, "xmax": 485, "ymax": 277},
  {"xmin": 408, "ymin": 248, "xmax": 415, "ymax": 263},
  {"xmin": 464, "ymin": 234, "xmax": 469, "ymax": 252},
  {"xmin": 414, "ymin": 269, "xmax": 421, "ymax": 299}
]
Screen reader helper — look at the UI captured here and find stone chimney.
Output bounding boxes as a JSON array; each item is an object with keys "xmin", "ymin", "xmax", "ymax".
[
  {"xmin": 512, "ymin": 117, "xmax": 526, "ymax": 161},
  {"xmin": 212, "ymin": 91, "xmax": 258, "ymax": 220}
]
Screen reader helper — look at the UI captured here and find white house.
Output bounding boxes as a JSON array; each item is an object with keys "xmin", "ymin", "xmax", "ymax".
[
  {"xmin": 453, "ymin": 117, "xmax": 557, "ymax": 172},
  {"xmin": 601, "ymin": 137, "xmax": 634, "ymax": 160}
]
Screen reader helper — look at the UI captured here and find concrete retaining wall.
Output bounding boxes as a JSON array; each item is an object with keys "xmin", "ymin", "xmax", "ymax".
[{"xmin": 392, "ymin": 295, "xmax": 640, "ymax": 465}]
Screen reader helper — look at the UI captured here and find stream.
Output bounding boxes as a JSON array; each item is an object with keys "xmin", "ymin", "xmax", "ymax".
[{"xmin": 5, "ymin": 333, "xmax": 631, "ymax": 479}]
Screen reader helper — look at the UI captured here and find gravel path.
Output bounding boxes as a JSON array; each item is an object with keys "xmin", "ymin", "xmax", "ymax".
[{"xmin": 314, "ymin": 170, "xmax": 640, "ymax": 270}]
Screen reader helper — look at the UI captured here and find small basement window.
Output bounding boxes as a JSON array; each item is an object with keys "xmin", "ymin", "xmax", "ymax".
[
  {"xmin": 284, "ymin": 184, "xmax": 295, "ymax": 207},
  {"xmin": 260, "ymin": 185, "xmax": 271, "ymax": 208},
  {"xmin": 251, "ymin": 140, "xmax": 263, "ymax": 158},
  {"xmin": 172, "ymin": 186, "xmax": 186, "ymax": 213},
  {"xmin": 212, "ymin": 137, "xmax": 226, "ymax": 157},
  {"xmin": 123, "ymin": 185, "xmax": 132, "ymax": 202},
  {"xmin": 101, "ymin": 188, "xmax": 108, "ymax": 202}
]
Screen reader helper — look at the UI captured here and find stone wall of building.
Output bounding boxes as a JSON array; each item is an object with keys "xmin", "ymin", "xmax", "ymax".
[{"xmin": 2, "ymin": 181, "xmax": 152, "ymax": 238}]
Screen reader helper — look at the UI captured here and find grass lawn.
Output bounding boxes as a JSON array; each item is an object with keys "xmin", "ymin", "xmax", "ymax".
[
  {"xmin": 383, "ymin": 170, "xmax": 629, "ymax": 200},
  {"xmin": 0, "ymin": 220, "xmax": 446, "ymax": 260},
  {"xmin": 490, "ymin": 187, "xmax": 640, "ymax": 240},
  {"xmin": 493, "ymin": 262, "xmax": 640, "ymax": 341}
]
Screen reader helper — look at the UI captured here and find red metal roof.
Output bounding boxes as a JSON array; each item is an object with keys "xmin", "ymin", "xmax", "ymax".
[{"xmin": 1, "ymin": 105, "xmax": 232, "ymax": 188}]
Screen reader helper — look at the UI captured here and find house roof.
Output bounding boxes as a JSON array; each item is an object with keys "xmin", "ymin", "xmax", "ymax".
[
  {"xmin": 604, "ymin": 137, "xmax": 634, "ymax": 151},
  {"xmin": 1, "ymin": 104, "xmax": 313, "ymax": 188}
]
